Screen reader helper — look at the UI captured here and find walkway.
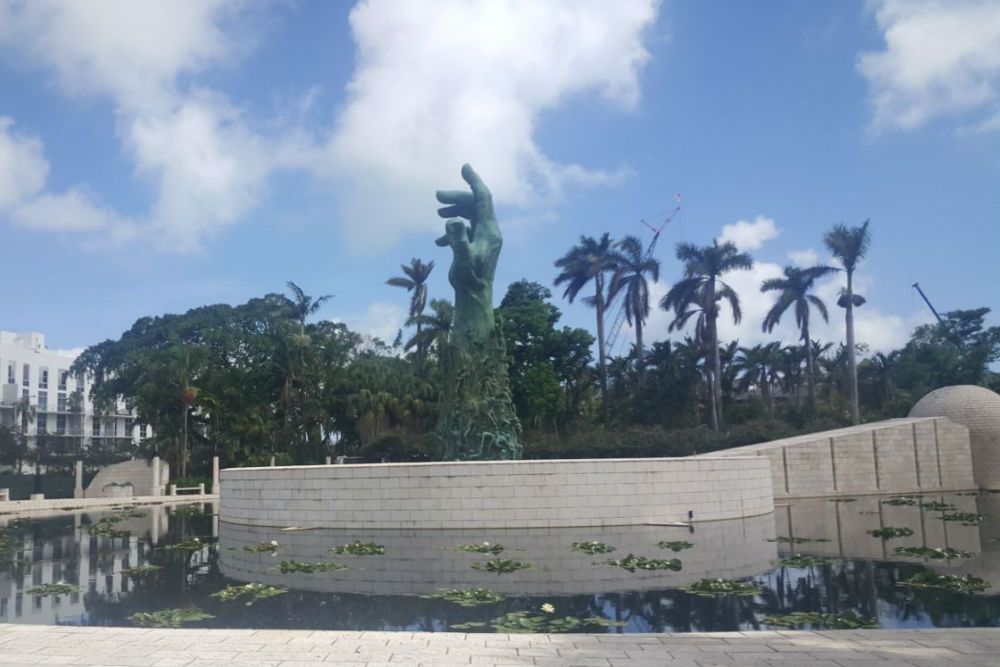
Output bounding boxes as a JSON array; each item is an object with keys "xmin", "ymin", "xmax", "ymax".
[
  {"xmin": 0, "ymin": 624, "xmax": 997, "ymax": 666},
  {"xmin": 0, "ymin": 494, "xmax": 217, "ymax": 515}
]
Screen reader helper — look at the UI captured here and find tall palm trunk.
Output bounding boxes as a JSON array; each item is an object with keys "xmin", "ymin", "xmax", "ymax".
[
  {"xmin": 763, "ymin": 374, "xmax": 773, "ymax": 418},
  {"xmin": 634, "ymin": 316, "xmax": 644, "ymax": 383},
  {"xmin": 706, "ymin": 366, "xmax": 717, "ymax": 431},
  {"xmin": 707, "ymin": 282, "xmax": 723, "ymax": 430},
  {"xmin": 594, "ymin": 277, "xmax": 608, "ymax": 421},
  {"xmin": 803, "ymin": 323, "xmax": 816, "ymax": 412},
  {"xmin": 415, "ymin": 319, "xmax": 424, "ymax": 374},
  {"xmin": 845, "ymin": 270, "xmax": 859, "ymax": 424}
]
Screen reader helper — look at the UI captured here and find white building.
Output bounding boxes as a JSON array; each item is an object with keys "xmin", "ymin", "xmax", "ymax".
[{"xmin": 0, "ymin": 331, "xmax": 147, "ymax": 452}]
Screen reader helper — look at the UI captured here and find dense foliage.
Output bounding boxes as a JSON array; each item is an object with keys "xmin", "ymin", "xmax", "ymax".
[{"xmin": 60, "ymin": 219, "xmax": 999, "ymax": 476}]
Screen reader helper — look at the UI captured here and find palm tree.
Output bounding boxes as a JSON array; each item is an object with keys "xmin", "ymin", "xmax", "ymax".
[
  {"xmin": 824, "ymin": 220, "xmax": 871, "ymax": 424},
  {"xmin": 661, "ymin": 240, "xmax": 753, "ymax": 430},
  {"xmin": 12, "ymin": 396, "xmax": 35, "ymax": 472},
  {"xmin": 761, "ymin": 265, "xmax": 838, "ymax": 412},
  {"xmin": 404, "ymin": 298, "xmax": 453, "ymax": 361},
  {"xmin": 285, "ymin": 281, "xmax": 334, "ymax": 336},
  {"xmin": 733, "ymin": 342, "xmax": 782, "ymax": 417},
  {"xmin": 554, "ymin": 234, "xmax": 617, "ymax": 418},
  {"xmin": 387, "ymin": 259, "xmax": 435, "ymax": 372},
  {"xmin": 608, "ymin": 236, "xmax": 660, "ymax": 381}
]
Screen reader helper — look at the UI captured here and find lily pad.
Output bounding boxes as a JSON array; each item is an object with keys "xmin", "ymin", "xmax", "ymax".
[
  {"xmin": 421, "ymin": 588, "xmax": 506, "ymax": 607},
  {"xmin": 764, "ymin": 611, "xmax": 876, "ymax": 629},
  {"xmin": 902, "ymin": 570, "xmax": 989, "ymax": 593},
  {"xmin": 129, "ymin": 608, "xmax": 213, "ymax": 628},
  {"xmin": 210, "ymin": 582, "xmax": 287, "ymax": 606},
  {"xmin": 471, "ymin": 558, "xmax": 532, "ymax": 574},
  {"xmin": 571, "ymin": 541, "xmax": 615, "ymax": 555},
  {"xmin": 681, "ymin": 578, "xmax": 761, "ymax": 597},
  {"xmin": 604, "ymin": 554, "xmax": 682, "ymax": 573}
]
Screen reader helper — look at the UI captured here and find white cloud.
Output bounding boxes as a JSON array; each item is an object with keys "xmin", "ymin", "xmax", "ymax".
[
  {"xmin": 717, "ymin": 215, "xmax": 779, "ymax": 251},
  {"xmin": 324, "ymin": 0, "xmax": 660, "ymax": 248},
  {"xmin": 0, "ymin": 117, "xmax": 48, "ymax": 210},
  {"xmin": 0, "ymin": 0, "xmax": 239, "ymax": 114},
  {"xmin": 0, "ymin": 0, "xmax": 305, "ymax": 251},
  {"xmin": 858, "ymin": 0, "xmax": 1000, "ymax": 131},
  {"xmin": 9, "ymin": 186, "xmax": 125, "ymax": 233},
  {"xmin": 1, "ymin": 1, "xmax": 660, "ymax": 252},
  {"xmin": 345, "ymin": 301, "xmax": 406, "ymax": 344},
  {"xmin": 787, "ymin": 248, "xmax": 819, "ymax": 267},
  {"xmin": 51, "ymin": 347, "xmax": 85, "ymax": 360}
]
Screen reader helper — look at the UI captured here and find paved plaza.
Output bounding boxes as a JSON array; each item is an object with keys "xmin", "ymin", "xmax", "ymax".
[{"xmin": 0, "ymin": 624, "xmax": 998, "ymax": 667}]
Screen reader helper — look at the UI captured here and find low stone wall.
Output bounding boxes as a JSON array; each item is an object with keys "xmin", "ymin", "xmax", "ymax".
[
  {"xmin": 709, "ymin": 417, "xmax": 975, "ymax": 499},
  {"xmin": 219, "ymin": 457, "xmax": 774, "ymax": 529}
]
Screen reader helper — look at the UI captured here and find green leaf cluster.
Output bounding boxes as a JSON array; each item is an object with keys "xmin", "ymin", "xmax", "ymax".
[
  {"xmin": 454, "ymin": 542, "xmax": 505, "ymax": 554},
  {"xmin": 764, "ymin": 611, "xmax": 876, "ymax": 629},
  {"xmin": 129, "ymin": 608, "xmax": 214, "ymax": 627},
  {"xmin": 902, "ymin": 570, "xmax": 989, "ymax": 593},
  {"xmin": 471, "ymin": 559, "xmax": 532, "ymax": 574},
  {"xmin": 894, "ymin": 546, "xmax": 972, "ymax": 560},
  {"xmin": 330, "ymin": 541, "xmax": 385, "ymax": 556},
  {"xmin": 421, "ymin": 588, "xmax": 505, "ymax": 607},
  {"xmin": 571, "ymin": 541, "xmax": 615, "ymax": 555},
  {"xmin": 604, "ymin": 554, "xmax": 682, "ymax": 573},
  {"xmin": 869, "ymin": 527, "xmax": 914, "ymax": 539},
  {"xmin": 276, "ymin": 560, "xmax": 347, "ymax": 573},
  {"xmin": 681, "ymin": 578, "xmax": 762, "ymax": 597},
  {"xmin": 210, "ymin": 582, "xmax": 287, "ymax": 606}
]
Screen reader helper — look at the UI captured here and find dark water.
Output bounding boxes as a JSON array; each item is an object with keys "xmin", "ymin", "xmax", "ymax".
[{"xmin": 2, "ymin": 492, "xmax": 999, "ymax": 632}]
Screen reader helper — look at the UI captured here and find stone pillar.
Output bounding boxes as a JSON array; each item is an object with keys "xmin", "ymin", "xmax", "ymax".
[
  {"xmin": 151, "ymin": 456, "xmax": 161, "ymax": 497},
  {"xmin": 325, "ymin": 456, "xmax": 332, "ymax": 465},
  {"xmin": 270, "ymin": 456, "xmax": 275, "ymax": 467},
  {"xmin": 73, "ymin": 460, "xmax": 84, "ymax": 499},
  {"xmin": 211, "ymin": 456, "xmax": 219, "ymax": 494}
]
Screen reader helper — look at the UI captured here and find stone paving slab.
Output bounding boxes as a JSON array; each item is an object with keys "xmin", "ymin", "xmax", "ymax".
[{"xmin": 1, "ymin": 624, "xmax": 998, "ymax": 667}]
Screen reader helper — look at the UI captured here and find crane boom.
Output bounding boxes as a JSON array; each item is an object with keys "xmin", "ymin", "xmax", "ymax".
[{"xmin": 605, "ymin": 200, "xmax": 681, "ymax": 355}]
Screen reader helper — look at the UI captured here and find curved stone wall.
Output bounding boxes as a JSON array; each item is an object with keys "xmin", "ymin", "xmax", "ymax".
[
  {"xmin": 709, "ymin": 417, "xmax": 974, "ymax": 498},
  {"xmin": 219, "ymin": 457, "xmax": 773, "ymax": 530}
]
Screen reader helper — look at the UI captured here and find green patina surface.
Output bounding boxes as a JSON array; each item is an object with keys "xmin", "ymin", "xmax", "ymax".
[{"xmin": 434, "ymin": 164, "xmax": 522, "ymax": 460}]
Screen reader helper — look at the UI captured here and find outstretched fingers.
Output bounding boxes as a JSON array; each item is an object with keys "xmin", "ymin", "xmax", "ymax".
[
  {"xmin": 461, "ymin": 163, "xmax": 490, "ymax": 199},
  {"xmin": 436, "ymin": 190, "xmax": 474, "ymax": 219}
]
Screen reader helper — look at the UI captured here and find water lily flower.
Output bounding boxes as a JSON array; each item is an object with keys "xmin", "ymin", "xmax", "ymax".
[{"xmin": 540, "ymin": 603, "xmax": 555, "ymax": 614}]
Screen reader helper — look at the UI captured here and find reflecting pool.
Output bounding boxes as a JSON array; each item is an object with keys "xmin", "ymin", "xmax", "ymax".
[{"xmin": 1, "ymin": 492, "xmax": 999, "ymax": 632}]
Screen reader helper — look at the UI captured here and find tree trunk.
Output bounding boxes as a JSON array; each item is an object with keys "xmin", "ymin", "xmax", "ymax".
[
  {"xmin": 416, "ymin": 319, "xmax": 424, "ymax": 375},
  {"xmin": 706, "ymin": 367, "xmax": 718, "ymax": 431},
  {"xmin": 804, "ymin": 323, "xmax": 816, "ymax": 413},
  {"xmin": 595, "ymin": 278, "xmax": 608, "ymax": 422},
  {"xmin": 763, "ymin": 372, "xmax": 773, "ymax": 418},
  {"xmin": 635, "ymin": 314, "xmax": 644, "ymax": 383},
  {"xmin": 708, "ymin": 282, "xmax": 723, "ymax": 430},
  {"xmin": 846, "ymin": 270, "xmax": 860, "ymax": 424}
]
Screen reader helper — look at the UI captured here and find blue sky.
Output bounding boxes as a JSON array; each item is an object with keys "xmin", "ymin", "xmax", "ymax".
[{"xmin": 0, "ymin": 0, "xmax": 997, "ymax": 356}]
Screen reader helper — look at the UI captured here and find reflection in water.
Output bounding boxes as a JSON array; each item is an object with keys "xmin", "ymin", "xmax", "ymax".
[
  {"xmin": 218, "ymin": 514, "xmax": 777, "ymax": 596},
  {"xmin": 0, "ymin": 494, "xmax": 997, "ymax": 631}
]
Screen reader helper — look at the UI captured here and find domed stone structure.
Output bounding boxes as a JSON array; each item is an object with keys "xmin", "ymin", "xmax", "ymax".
[{"xmin": 909, "ymin": 385, "xmax": 1000, "ymax": 489}]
